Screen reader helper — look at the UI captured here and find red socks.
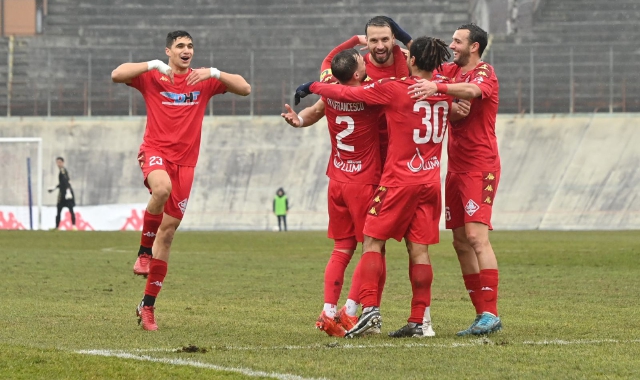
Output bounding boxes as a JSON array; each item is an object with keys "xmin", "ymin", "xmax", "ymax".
[
  {"xmin": 408, "ymin": 263, "xmax": 433, "ymax": 324},
  {"xmin": 480, "ymin": 269, "xmax": 499, "ymax": 316},
  {"xmin": 144, "ymin": 259, "xmax": 168, "ymax": 297},
  {"xmin": 323, "ymin": 250, "xmax": 352, "ymax": 304},
  {"xmin": 140, "ymin": 211, "xmax": 163, "ymax": 250},
  {"xmin": 348, "ymin": 253, "xmax": 386, "ymax": 305},
  {"xmin": 463, "ymin": 273, "xmax": 485, "ymax": 315},
  {"xmin": 357, "ymin": 251, "xmax": 384, "ymax": 308}
]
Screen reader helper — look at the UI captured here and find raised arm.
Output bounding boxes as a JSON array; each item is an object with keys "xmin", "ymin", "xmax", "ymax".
[
  {"xmin": 320, "ymin": 35, "xmax": 366, "ymax": 82},
  {"xmin": 111, "ymin": 60, "xmax": 173, "ymax": 84}
]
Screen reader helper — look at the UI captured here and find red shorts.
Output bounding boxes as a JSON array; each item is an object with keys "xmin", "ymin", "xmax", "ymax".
[
  {"xmin": 327, "ymin": 180, "xmax": 377, "ymax": 242},
  {"xmin": 363, "ymin": 183, "xmax": 441, "ymax": 245},
  {"xmin": 445, "ymin": 171, "xmax": 500, "ymax": 230},
  {"xmin": 138, "ymin": 149, "xmax": 195, "ymax": 221}
]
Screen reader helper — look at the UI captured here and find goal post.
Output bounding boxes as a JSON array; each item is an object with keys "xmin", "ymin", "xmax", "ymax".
[{"xmin": 0, "ymin": 137, "xmax": 43, "ymax": 230}]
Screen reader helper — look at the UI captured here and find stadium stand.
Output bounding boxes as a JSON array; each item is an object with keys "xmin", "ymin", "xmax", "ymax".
[
  {"xmin": 0, "ymin": 0, "xmax": 468, "ymax": 116},
  {"xmin": 489, "ymin": 0, "xmax": 640, "ymax": 113},
  {"xmin": 0, "ymin": 0, "xmax": 637, "ymax": 116}
]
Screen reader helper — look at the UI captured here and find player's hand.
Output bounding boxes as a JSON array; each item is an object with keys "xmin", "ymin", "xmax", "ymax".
[
  {"xmin": 186, "ymin": 68, "xmax": 210, "ymax": 86},
  {"xmin": 455, "ymin": 99, "xmax": 471, "ymax": 117},
  {"xmin": 294, "ymin": 81, "xmax": 315, "ymax": 106},
  {"xmin": 47, "ymin": 187, "xmax": 56, "ymax": 193},
  {"xmin": 281, "ymin": 104, "xmax": 302, "ymax": 128},
  {"xmin": 148, "ymin": 59, "xmax": 174, "ymax": 84},
  {"xmin": 408, "ymin": 79, "xmax": 437, "ymax": 101},
  {"xmin": 357, "ymin": 35, "xmax": 368, "ymax": 51}
]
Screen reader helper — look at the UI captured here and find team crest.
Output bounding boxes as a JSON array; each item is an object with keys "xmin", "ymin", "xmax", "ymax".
[
  {"xmin": 178, "ymin": 198, "xmax": 188, "ymax": 214},
  {"xmin": 465, "ymin": 199, "xmax": 479, "ymax": 216}
]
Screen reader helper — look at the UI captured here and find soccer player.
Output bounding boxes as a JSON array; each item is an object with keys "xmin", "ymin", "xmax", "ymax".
[
  {"xmin": 313, "ymin": 16, "xmax": 415, "ymax": 333},
  {"xmin": 111, "ymin": 30, "xmax": 251, "ymax": 330},
  {"xmin": 296, "ymin": 36, "xmax": 471, "ymax": 338},
  {"xmin": 407, "ymin": 23, "xmax": 502, "ymax": 335},
  {"xmin": 47, "ymin": 157, "xmax": 77, "ymax": 231},
  {"xmin": 282, "ymin": 48, "xmax": 384, "ymax": 337}
]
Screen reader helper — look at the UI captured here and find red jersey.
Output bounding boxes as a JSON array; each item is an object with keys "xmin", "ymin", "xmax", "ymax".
[
  {"xmin": 323, "ymin": 94, "xmax": 384, "ymax": 185},
  {"xmin": 363, "ymin": 45, "xmax": 410, "ymax": 82},
  {"xmin": 311, "ymin": 77, "xmax": 452, "ymax": 187},
  {"xmin": 437, "ymin": 62, "xmax": 500, "ymax": 172},
  {"xmin": 128, "ymin": 69, "xmax": 227, "ymax": 166}
]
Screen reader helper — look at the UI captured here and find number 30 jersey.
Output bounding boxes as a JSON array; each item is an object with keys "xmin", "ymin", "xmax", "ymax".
[
  {"xmin": 312, "ymin": 77, "xmax": 452, "ymax": 187},
  {"xmin": 322, "ymin": 93, "xmax": 384, "ymax": 185}
]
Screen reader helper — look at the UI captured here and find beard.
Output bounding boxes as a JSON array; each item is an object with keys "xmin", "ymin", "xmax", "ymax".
[
  {"xmin": 371, "ymin": 49, "xmax": 392, "ymax": 65},
  {"xmin": 453, "ymin": 50, "xmax": 470, "ymax": 67}
]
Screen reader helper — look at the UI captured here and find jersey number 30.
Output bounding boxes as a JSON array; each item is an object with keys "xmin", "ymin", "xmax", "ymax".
[{"xmin": 413, "ymin": 101, "xmax": 448, "ymax": 144}]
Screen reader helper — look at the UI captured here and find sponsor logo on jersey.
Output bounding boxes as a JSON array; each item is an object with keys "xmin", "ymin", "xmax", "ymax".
[
  {"xmin": 160, "ymin": 91, "xmax": 201, "ymax": 106},
  {"xmin": 333, "ymin": 152, "xmax": 362, "ymax": 173},
  {"xmin": 326, "ymin": 98, "xmax": 365, "ymax": 112},
  {"xmin": 160, "ymin": 76, "xmax": 170, "ymax": 82},
  {"xmin": 407, "ymin": 148, "xmax": 440, "ymax": 173},
  {"xmin": 363, "ymin": 82, "xmax": 375, "ymax": 90},
  {"xmin": 178, "ymin": 198, "xmax": 188, "ymax": 214},
  {"xmin": 465, "ymin": 199, "xmax": 479, "ymax": 216},
  {"xmin": 477, "ymin": 71, "xmax": 488, "ymax": 77}
]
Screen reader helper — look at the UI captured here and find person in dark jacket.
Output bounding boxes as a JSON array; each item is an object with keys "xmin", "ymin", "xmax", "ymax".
[{"xmin": 48, "ymin": 157, "xmax": 76, "ymax": 230}]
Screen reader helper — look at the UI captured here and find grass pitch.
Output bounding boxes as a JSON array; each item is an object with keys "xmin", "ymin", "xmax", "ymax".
[{"xmin": 0, "ymin": 230, "xmax": 638, "ymax": 379}]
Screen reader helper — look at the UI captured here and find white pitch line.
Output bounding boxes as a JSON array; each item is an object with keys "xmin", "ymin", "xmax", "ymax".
[
  {"xmin": 126, "ymin": 338, "xmax": 640, "ymax": 353},
  {"xmin": 75, "ymin": 350, "xmax": 328, "ymax": 380}
]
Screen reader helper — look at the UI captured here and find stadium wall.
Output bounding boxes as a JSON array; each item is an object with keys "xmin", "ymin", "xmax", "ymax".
[{"xmin": 0, "ymin": 114, "xmax": 638, "ymax": 231}]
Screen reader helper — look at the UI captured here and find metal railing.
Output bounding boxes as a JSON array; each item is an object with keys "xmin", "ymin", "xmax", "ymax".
[{"xmin": 1, "ymin": 43, "xmax": 639, "ymax": 117}]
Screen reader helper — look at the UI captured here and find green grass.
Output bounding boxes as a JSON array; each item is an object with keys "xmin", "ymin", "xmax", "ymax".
[{"xmin": 1, "ymin": 230, "xmax": 639, "ymax": 379}]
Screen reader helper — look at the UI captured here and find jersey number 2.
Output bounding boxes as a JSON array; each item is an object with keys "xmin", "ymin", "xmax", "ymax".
[{"xmin": 335, "ymin": 116, "xmax": 355, "ymax": 152}]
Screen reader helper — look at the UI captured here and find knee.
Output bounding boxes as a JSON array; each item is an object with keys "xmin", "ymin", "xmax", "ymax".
[
  {"xmin": 151, "ymin": 185, "xmax": 172, "ymax": 203},
  {"xmin": 465, "ymin": 231, "xmax": 488, "ymax": 252},
  {"xmin": 452, "ymin": 238, "xmax": 469, "ymax": 255}
]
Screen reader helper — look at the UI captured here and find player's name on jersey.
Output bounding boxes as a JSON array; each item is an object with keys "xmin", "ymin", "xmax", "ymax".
[{"xmin": 326, "ymin": 98, "xmax": 365, "ymax": 112}]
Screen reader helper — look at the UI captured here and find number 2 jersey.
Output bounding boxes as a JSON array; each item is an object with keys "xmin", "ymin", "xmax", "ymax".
[
  {"xmin": 311, "ymin": 77, "xmax": 452, "ymax": 187},
  {"xmin": 128, "ymin": 69, "xmax": 227, "ymax": 167}
]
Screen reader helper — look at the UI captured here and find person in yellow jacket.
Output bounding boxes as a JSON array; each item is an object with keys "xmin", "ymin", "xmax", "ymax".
[{"xmin": 273, "ymin": 188, "xmax": 289, "ymax": 231}]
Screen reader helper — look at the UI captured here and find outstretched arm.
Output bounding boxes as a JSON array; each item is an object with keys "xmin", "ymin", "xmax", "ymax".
[{"xmin": 281, "ymin": 99, "xmax": 325, "ymax": 128}]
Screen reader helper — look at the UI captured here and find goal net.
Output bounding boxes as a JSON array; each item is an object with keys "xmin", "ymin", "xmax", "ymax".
[{"xmin": 0, "ymin": 138, "xmax": 43, "ymax": 230}]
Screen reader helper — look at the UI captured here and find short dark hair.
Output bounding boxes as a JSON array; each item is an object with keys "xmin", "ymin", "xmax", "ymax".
[
  {"xmin": 457, "ymin": 23, "xmax": 488, "ymax": 57},
  {"xmin": 166, "ymin": 30, "xmax": 192, "ymax": 48},
  {"xmin": 409, "ymin": 36, "xmax": 451, "ymax": 72},
  {"xmin": 56, "ymin": 157, "xmax": 64, "ymax": 162},
  {"xmin": 331, "ymin": 49, "xmax": 360, "ymax": 83},
  {"xmin": 364, "ymin": 16, "xmax": 392, "ymax": 35}
]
